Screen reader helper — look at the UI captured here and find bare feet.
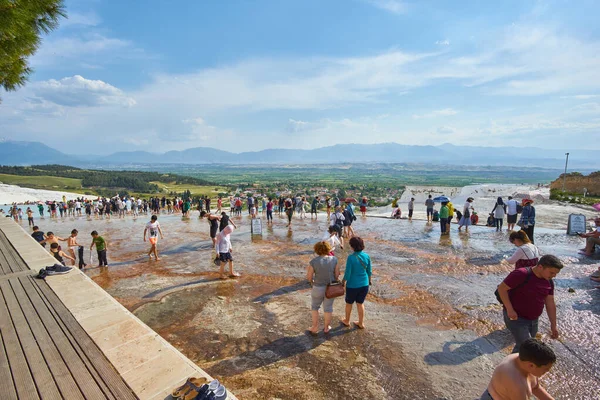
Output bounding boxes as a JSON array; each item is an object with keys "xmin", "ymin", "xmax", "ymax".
[
  {"xmin": 324, "ymin": 325, "xmax": 332, "ymax": 334},
  {"xmin": 229, "ymin": 272, "xmax": 241, "ymax": 278},
  {"xmin": 155, "ymin": 257, "xmax": 161, "ymax": 261},
  {"xmin": 353, "ymin": 321, "xmax": 365, "ymax": 329},
  {"xmin": 219, "ymin": 275, "xmax": 228, "ymax": 280},
  {"xmin": 579, "ymin": 250, "xmax": 593, "ymax": 256},
  {"xmin": 340, "ymin": 319, "xmax": 350, "ymax": 327},
  {"xmin": 307, "ymin": 327, "xmax": 318, "ymax": 335}
]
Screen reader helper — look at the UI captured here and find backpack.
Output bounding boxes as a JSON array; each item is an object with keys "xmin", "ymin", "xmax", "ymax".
[
  {"xmin": 494, "ymin": 267, "xmax": 554, "ymax": 304},
  {"xmin": 516, "ymin": 204, "xmax": 523, "ymax": 213},
  {"xmin": 335, "ymin": 212, "xmax": 344, "ymax": 227}
]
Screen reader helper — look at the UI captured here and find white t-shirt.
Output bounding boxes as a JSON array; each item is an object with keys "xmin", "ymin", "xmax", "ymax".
[
  {"xmin": 75, "ymin": 201, "xmax": 81, "ymax": 209},
  {"xmin": 507, "ymin": 243, "xmax": 540, "ymax": 264},
  {"xmin": 506, "ymin": 199, "xmax": 518, "ymax": 215},
  {"xmin": 215, "ymin": 233, "xmax": 231, "ymax": 253},
  {"xmin": 322, "ymin": 232, "xmax": 341, "ymax": 251},
  {"xmin": 146, "ymin": 221, "xmax": 160, "ymax": 238}
]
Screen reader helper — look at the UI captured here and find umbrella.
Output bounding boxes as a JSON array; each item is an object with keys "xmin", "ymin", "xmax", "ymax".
[
  {"xmin": 433, "ymin": 196, "xmax": 450, "ymax": 203},
  {"xmin": 343, "ymin": 197, "xmax": 358, "ymax": 203},
  {"xmin": 592, "ymin": 203, "xmax": 600, "ymax": 211}
]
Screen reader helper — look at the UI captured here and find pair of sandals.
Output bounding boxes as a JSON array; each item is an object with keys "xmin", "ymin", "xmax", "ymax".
[{"xmin": 173, "ymin": 377, "xmax": 228, "ymax": 400}]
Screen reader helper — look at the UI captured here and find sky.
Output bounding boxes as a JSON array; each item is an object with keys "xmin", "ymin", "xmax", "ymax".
[{"xmin": 1, "ymin": 0, "xmax": 600, "ymax": 155}]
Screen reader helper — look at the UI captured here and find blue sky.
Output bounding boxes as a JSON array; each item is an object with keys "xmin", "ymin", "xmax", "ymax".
[{"xmin": 1, "ymin": 0, "xmax": 600, "ymax": 154}]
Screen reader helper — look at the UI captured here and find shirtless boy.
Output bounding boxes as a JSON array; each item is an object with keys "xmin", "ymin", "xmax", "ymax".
[
  {"xmin": 45, "ymin": 231, "xmax": 68, "ymax": 250},
  {"xmin": 481, "ymin": 338, "xmax": 556, "ymax": 400},
  {"xmin": 67, "ymin": 229, "xmax": 84, "ymax": 267}
]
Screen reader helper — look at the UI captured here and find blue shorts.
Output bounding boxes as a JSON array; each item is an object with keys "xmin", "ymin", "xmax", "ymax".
[{"xmin": 345, "ymin": 286, "xmax": 369, "ymax": 304}]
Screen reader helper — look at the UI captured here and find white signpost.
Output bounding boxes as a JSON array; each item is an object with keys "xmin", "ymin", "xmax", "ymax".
[
  {"xmin": 251, "ymin": 218, "xmax": 263, "ymax": 235},
  {"xmin": 567, "ymin": 214, "xmax": 586, "ymax": 235}
]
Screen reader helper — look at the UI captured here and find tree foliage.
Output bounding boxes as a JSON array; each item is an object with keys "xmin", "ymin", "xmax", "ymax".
[
  {"xmin": 0, "ymin": 0, "xmax": 66, "ymax": 99},
  {"xmin": 0, "ymin": 164, "xmax": 215, "ymax": 193}
]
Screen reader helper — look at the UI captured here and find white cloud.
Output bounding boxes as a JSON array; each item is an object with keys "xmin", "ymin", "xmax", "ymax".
[
  {"xmin": 561, "ymin": 95, "xmax": 599, "ymax": 100},
  {"xmin": 436, "ymin": 126, "xmax": 457, "ymax": 134},
  {"xmin": 435, "ymin": 40, "xmax": 450, "ymax": 46},
  {"xmin": 365, "ymin": 0, "xmax": 407, "ymax": 14},
  {"xmin": 32, "ymin": 34, "xmax": 143, "ymax": 67},
  {"xmin": 33, "ymin": 75, "xmax": 136, "ymax": 107},
  {"xmin": 287, "ymin": 119, "xmax": 318, "ymax": 133},
  {"xmin": 61, "ymin": 11, "xmax": 101, "ymax": 27},
  {"xmin": 180, "ymin": 117, "xmax": 222, "ymax": 142},
  {"xmin": 568, "ymin": 102, "xmax": 600, "ymax": 115},
  {"xmin": 413, "ymin": 108, "xmax": 458, "ymax": 119}
]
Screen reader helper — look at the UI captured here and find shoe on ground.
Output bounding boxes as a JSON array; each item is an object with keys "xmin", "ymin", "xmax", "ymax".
[{"xmin": 46, "ymin": 264, "xmax": 73, "ymax": 275}]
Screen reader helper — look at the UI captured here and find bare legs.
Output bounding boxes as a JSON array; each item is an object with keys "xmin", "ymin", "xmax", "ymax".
[
  {"xmin": 309, "ymin": 311, "xmax": 332, "ymax": 334},
  {"xmin": 340, "ymin": 302, "xmax": 365, "ymax": 328},
  {"xmin": 219, "ymin": 260, "xmax": 239, "ymax": 279},
  {"xmin": 68, "ymin": 249, "xmax": 76, "ymax": 266},
  {"xmin": 148, "ymin": 244, "xmax": 160, "ymax": 260}
]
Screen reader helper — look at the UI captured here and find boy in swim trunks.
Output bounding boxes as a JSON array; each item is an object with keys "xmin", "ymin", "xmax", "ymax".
[
  {"xmin": 67, "ymin": 229, "xmax": 85, "ymax": 267},
  {"xmin": 144, "ymin": 215, "xmax": 164, "ymax": 260}
]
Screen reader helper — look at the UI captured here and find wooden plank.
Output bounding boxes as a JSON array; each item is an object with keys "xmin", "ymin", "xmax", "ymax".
[
  {"xmin": 0, "ymin": 239, "xmax": 14, "ymax": 276},
  {"xmin": 0, "ymin": 329, "xmax": 18, "ymax": 400},
  {"xmin": 0, "ymin": 233, "xmax": 19, "ymax": 273},
  {"xmin": 1, "ymin": 229, "xmax": 30, "ymax": 272},
  {"xmin": 0, "ymin": 233, "xmax": 26, "ymax": 273},
  {"xmin": 27, "ymin": 279, "xmax": 116, "ymax": 400},
  {"xmin": 12, "ymin": 278, "xmax": 86, "ymax": 400},
  {"xmin": 0, "ymin": 270, "xmax": 37, "ymax": 283},
  {"xmin": 32, "ymin": 278, "xmax": 138, "ymax": 400},
  {"xmin": 0, "ymin": 281, "xmax": 41, "ymax": 399}
]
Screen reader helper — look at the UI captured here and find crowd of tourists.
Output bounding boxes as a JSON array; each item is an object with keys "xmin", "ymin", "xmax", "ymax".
[{"xmin": 8, "ymin": 188, "xmax": 600, "ymax": 399}]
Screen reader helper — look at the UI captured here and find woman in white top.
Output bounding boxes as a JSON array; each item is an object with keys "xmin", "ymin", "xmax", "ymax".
[
  {"xmin": 458, "ymin": 197, "xmax": 474, "ymax": 232},
  {"xmin": 322, "ymin": 226, "xmax": 343, "ymax": 255},
  {"xmin": 507, "ymin": 230, "xmax": 540, "ymax": 270},
  {"xmin": 492, "ymin": 197, "xmax": 506, "ymax": 232}
]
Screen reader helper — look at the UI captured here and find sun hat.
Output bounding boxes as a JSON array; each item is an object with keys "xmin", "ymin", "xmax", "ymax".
[{"xmin": 522, "ymin": 198, "xmax": 534, "ymax": 205}]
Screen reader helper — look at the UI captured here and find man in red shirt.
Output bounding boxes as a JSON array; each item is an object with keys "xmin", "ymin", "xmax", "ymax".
[{"xmin": 496, "ymin": 254, "xmax": 563, "ymax": 353}]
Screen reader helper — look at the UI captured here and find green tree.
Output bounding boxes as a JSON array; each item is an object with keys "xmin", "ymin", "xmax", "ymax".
[{"xmin": 0, "ymin": 0, "xmax": 66, "ymax": 100}]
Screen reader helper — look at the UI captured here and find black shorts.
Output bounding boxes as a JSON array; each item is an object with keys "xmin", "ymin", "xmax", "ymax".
[
  {"xmin": 210, "ymin": 225, "xmax": 218, "ymax": 238},
  {"xmin": 332, "ymin": 224, "xmax": 343, "ymax": 236},
  {"xmin": 345, "ymin": 286, "xmax": 369, "ymax": 304},
  {"xmin": 408, "ymin": 209, "xmax": 413, "ymax": 217},
  {"xmin": 218, "ymin": 252, "xmax": 233, "ymax": 262},
  {"xmin": 507, "ymin": 214, "xmax": 517, "ymax": 224}
]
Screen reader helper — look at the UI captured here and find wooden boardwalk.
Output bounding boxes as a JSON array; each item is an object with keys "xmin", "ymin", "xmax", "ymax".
[{"xmin": 0, "ymin": 229, "xmax": 137, "ymax": 399}]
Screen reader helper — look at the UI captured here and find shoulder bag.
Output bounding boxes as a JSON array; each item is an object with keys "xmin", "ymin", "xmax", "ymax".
[{"xmin": 324, "ymin": 260, "xmax": 344, "ymax": 299}]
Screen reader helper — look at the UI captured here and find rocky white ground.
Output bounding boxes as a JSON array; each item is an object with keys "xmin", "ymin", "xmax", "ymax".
[{"xmin": 0, "ymin": 183, "xmax": 84, "ymax": 205}]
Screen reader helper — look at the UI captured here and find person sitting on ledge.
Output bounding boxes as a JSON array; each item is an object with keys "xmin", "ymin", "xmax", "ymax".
[
  {"xmin": 487, "ymin": 213, "xmax": 496, "ymax": 227},
  {"xmin": 578, "ymin": 217, "xmax": 600, "ymax": 257}
]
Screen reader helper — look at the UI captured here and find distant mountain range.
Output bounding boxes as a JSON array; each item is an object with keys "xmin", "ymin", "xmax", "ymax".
[{"xmin": 0, "ymin": 140, "xmax": 596, "ymax": 170}]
